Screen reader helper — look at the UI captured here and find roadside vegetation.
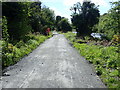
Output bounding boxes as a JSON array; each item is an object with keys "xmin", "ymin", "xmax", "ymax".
[
  {"xmin": 63, "ymin": 0, "xmax": 120, "ymax": 88},
  {"xmin": 64, "ymin": 1, "xmax": 120, "ymax": 88},
  {"xmin": 70, "ymin": 1, "xmax": 119, "ymax": 40},
  {"xmin": 64, "ymin": 32, "xmax": 120, "ymax": 88},
  {"xmin": 1, "ymin": 1, "xmax": 72, "ymax": 69},
  {"xmin": 1, "ymin": 0, "xmax": 120, "ymax": 88},
  {"xmin": 1, "ymin": 1, "xmax": 55, "ymax": 69},
  {"xmin": 1, "ymin": 33, "xmax": 49, "ymax": 68}
]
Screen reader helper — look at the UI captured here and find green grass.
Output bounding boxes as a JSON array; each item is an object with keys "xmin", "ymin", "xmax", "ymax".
[
  {"xmin": 64, "ymin": 32, "xmax": 120, "ymax": 88},
  {"xmin": 2, "ymin": 33, "xmax": 51, "ymax": 68}
]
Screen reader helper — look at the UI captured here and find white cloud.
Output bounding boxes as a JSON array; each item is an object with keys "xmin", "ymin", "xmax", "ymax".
[
  {"xmin": 50, "ymin": 7, "xmax": 71, "ymax": 23},
  {"xmin": 63, "ymin": 0, "xmax": 109, "ymax": 7},
  {"xmin": 63, "ymin": 0, "xmax": 80, "ymax": 6},
  {"xmin": 41, "ymin": 0, "xmax": 62, "ymax": 3},
  {"xmin": 91, "ymin": 0, "xmax": 108, "ymax": 7},
  {"xmin": 50, "ymin": 7, "xmax": 63, "ymax": 16},
  {"xmin": 62, "ymin": 0, "xmax": 110, "ymax": 21},
  {"xmin": 41, "ymin": 0, "xmax": 112, "ymax": 23}
]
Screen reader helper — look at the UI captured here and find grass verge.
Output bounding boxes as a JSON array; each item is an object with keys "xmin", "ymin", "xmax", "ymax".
[{"xmin": 64, "ymin": 32, "xmax": 120, "ymax": 88}]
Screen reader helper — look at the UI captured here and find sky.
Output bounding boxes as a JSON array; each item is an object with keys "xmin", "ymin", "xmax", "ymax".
[{"xmin": 41, "ymin": 0, "xmax": 118, "ymax": 22}]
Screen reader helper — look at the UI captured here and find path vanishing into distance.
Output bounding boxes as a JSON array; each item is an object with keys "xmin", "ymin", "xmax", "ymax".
[{"xmin": 2, "ymin": 34, "xmax": 106, "ymax": 88}]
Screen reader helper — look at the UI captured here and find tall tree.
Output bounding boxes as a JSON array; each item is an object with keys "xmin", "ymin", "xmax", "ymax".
[
  {"xmin": 58, "ymin": 18, "xmax": 72, "ymax": 32},
  {"xmin": 2, "ymin": 2, "xmax": 56, "ymax": 39},
  {"xmin": 29, "ymin": 2, "xmax": 42, "ymax": 33},
  {"xmin": 71, "ymin": 0, "xmax": 100, "ymax": 36},
  {"xmin": 92, "ymin": 1, "xmax": 120, "ymax": 39},
  {"xmin": 2, "ymin": 2, "xmax": 32, "ymax": 40},
  {"xmin": 56, "ymin": 15, "xmax": 62, "ymax": 31}
]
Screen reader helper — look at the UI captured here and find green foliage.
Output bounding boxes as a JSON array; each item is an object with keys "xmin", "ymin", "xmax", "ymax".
[
  {"xmin": 41, "ymin": 7, "xmax": 55, "ymax": 25},
  {"xmin": 92, "ymin": 1, "xmax": 120, "ymax": 40},
  {"xmin": 58, "ymin": 18, "xmax": 72, "ymax": 32},
  {"xmin": 111, "ymin": 35, "xmax": 120, "ymax": 46},
  {"xmin": 63, "ymin": 32, "xmax": 76, "ymax": 42},
  {"xmin": 64, "ymin": 32, "xmax": 120, "ymax": 88},
  {"xmin": 71, "ymin": 1, "xmax": 100, "ymax": 36},
  {"xmin": 2, "ymin": 1, "xmax": 54, "ymax": 69},
  {"xmin": 2, "ymin": 2, "xmax": 56, "ymax": 40},
  {"xmin": 56, "ymin": 15, "xmax": 62, "ymax": 24},
  {"xmin": 55, "ymin": 16, "xmax": 72, "ymax": 32},
  {"xmin": 2, "ymin": 33, "xmax": 49, "ymax": 68},
  {"xmin": 15, "ymin": 40, "xmax": 25, "ymax": 48},
  {"xmin": 2, "ymin": 2, "xmax": 32, "ymax": 40},
  {"xmin": 29, "ymin": 2, "xmax": 55, "ymax": 34},
  {"xmin": 56, "ymin": 15, "xmax": 62, "ymax": 31},
  {"xmin": 2, "ymin": 16, "xmax": 9, "ymax": 41}
]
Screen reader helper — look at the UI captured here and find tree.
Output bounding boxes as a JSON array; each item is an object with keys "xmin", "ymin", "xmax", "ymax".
[
  {"xmin": 58, "ymin": 18, "xmax": 72, "ymax": 32},
  {"xmin": 92, "ymin": 1, "xmax": 120, "ymax": 40},
  {"xmin": 55, "ymin": 16, "xmax": 72, "ymax": 32},
  {"xmin": 29, "ymin": 2, "xmax": 55, "ymax": 34},
  {"xmin": 41, "ymin": 7, "xmax": 55, "ymax": 27},
  {"xmin": 29, "ymin": 2, "xmax": 42, "ymax": 33},
  {"xmin": 2, "ymin": 1, "xmax": 56, "ymax": 39},
  {"xmin": 71, "ymin": 0, "xmax": 100, "ymax": 36},
  {"xmin": 2, "ymin": 2, "xmax": 32, "ymax": 40},
  {"xmin": 55, "ymin": 15, "xmax": 62, "ymax": 31}
]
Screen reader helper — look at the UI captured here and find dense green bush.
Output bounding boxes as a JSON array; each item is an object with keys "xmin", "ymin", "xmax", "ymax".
[
  {"xmin": 2, "ymin": 16, "xmax": 9, "ymax": 42},
  {"xmin": 2, "ymin": 1, "xmax": 55, "ymax": 69},
  {"xmin": 71, "ymin": 1, "xmax": 100, "ymax": 36},
  {"xmin": 92, "ymin": 1, "xmax": 120, "ymax": 40},
  {"xmin": 2, "ymin": 2, "xmax": 56, "ymax": 40},
  {"xmin": 2, "ymin": 33, "xmax": 49, "ymax": 68},
  {"xmin": 64, "ymin": 32, "xmax": 120, "ymax": 88},
  {"xmin": 57, "ymin": 18, "xmax": 72, "ymax": 32},
  {"xmin": 2, "ymin": 2, "xmax": 32, "ymax": 40}
]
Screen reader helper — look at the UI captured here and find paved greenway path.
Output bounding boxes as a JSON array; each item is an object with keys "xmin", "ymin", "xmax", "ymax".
[{"xmin": 2, "ymin": 34, "xmax": 106, "ymax": 88}]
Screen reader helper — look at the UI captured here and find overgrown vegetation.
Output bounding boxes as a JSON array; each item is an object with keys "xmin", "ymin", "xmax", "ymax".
[
  {"xmin": 55, "ymin": 15, "xmax": 72, "ymax": 32},
  {"xmin": 92, "ymin": 1, "xmax": 120, "ymax": 40},
  {"xmin": 2, "ymin": 16, "xmax": 50, "ymax": 68},
  {"xmin": 67, "ymin": 1, "xmax": 120, "ymax": 88},
  {"xmin": 2, "ymin": 33, "xmax": 49, "ymax": 68},
  {"xmin": 2, "ymin": 1, "xmax": 54, "ymax": 68},
  {"xmin": 70, "ymin": 1, "xmax": 100, "ymax": 36},
  {"xmin": 70, "ymin": 1, "xmax": 120, "ymax": 42},
  {"xmin": 2, "ymin": 2, "xmax": 55, "ymax": 40},
  {"xmin": 64, "ymin": 32, "xmax": 120, "ymax": 88},
  {"xmin": 1, "ymin": 1, "xmax": 72, "ymax": 69}
]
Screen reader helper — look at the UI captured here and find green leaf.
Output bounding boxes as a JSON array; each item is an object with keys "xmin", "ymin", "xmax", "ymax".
[{"xmin": 109, "ymin": 70, "xmax": 119, "ymax": 76}]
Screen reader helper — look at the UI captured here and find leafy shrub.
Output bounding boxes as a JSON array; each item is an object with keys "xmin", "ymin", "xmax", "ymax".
[
  {"xmin": 2, "ymin": 16, "xmax": 9, "ymax": 41},
  {"xmin": 3, "ymin": 53, "xmax": 13, "ymax": 67},
  {"xmin": 2, "ymin": 2, "xmax": 32, "ymax": 40},
  {"xmin": 63, "ymin": 32, "xmax": 76, "ymax": 43},
  {"xmin": 15, "ymin": 40, "xmax": 25, "ymax": 48},
  {"xmin": 2, "ymin": 33, "xmax": 50, "ymax": 68},
  {"xmin": 64, "ymin": 32, "xmax": 120, "ymax": 88},
  {"xmin": 112, "ymin": 35, "xmax": 120, "ymax": 46},
  {"xmin": 92, "ymin": 1, "xmax": 120, "ymax": 40},
  {"xmin": 74, "ymin": 43, "xmax": 119, "ymax": 88}
]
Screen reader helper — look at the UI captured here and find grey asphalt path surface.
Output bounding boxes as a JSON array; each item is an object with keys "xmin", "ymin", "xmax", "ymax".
[{"xmin": 2, "ymin": 34, "xmax": 106, "ymax": 88}]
